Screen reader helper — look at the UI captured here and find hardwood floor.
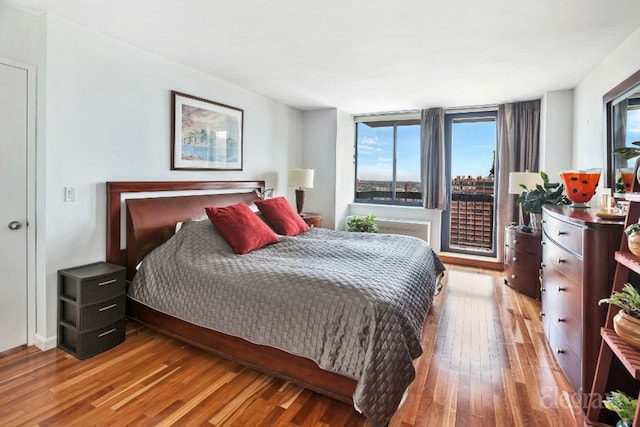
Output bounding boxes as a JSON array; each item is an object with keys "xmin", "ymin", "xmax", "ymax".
[{"xmin": 0, "ymin": 265, "xmax": 583, "ymax": 426}]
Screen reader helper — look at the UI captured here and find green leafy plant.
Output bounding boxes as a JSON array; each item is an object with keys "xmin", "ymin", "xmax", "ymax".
[
  {"xmin": 613, "ymin": 141, "xmax": 640, "ymax": 160},
  {"xmin": 346, "ymin": 214, "xmax": 380, "ymax": 233},
  {"xmin": 599, "ymin": 283, "xmax": 640, "ymax": 319},
  {"xmin": 625, "ymin": 223, "xmax": 640, "ymax": 237},
  {"xmin": 603, "ymin": 390, "xmax": 637, "ymax": 424},
  {"xmin": 515, "ymin": 171, "xmax": 570, "ymax": 214}
]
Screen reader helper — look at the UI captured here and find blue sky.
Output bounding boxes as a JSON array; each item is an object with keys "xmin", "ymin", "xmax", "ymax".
[
  {"xmin": 627, "ymin": 109, "xmax": 640, "ymax": 144},
  {"xmin": 357, "ymin": 120, "xmax": 496, "ymax": 181}
]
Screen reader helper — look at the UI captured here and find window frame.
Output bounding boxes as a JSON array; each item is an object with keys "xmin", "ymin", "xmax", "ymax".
[
  {"xmin": 441, "ymin": 110, "xmax": 498, "ymax": 257},
  {"xmin": 354, "ymin": 117, "xmax": 422, "ymax": 206}
]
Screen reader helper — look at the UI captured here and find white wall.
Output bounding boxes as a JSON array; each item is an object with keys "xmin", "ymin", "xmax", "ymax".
[
  {"xmin": 301, "ymin": 109, "xmax": 337, "ymax": 229},
  {"xmin": 0, "ymin": 4, "xmax": 39, "ymax": 64},
  {"xmin": 39, "ymin": 14, "xmax": 303, "ymax": 341},
  {"xmin": 540, "ymin": 89, "xmax": 573, "ymax": 182},
  {"xmin": 335, "ymin": 110, "xmax": 355, "ymax": 230},
  {"xmin": 574, "ymin": 27, "xmax": 640, "ymax": 172}
]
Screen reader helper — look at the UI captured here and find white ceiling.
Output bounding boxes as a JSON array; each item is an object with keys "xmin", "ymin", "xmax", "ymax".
[{"xmin": 6, "ymin": 0, "xmax": 640, "ymax": 114}]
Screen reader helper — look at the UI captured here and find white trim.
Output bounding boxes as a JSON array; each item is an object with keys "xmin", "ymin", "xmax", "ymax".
[
  {"xmin": 354, "ymin": 111, "xmax": 420, "ymax": 122},
  {"xmin": 0, "ymin": 57, "xmax": 37, "ymax": 348},
  {"xmin": 34, "ymin": 333, "xmax": 57, "ymax": 351}
]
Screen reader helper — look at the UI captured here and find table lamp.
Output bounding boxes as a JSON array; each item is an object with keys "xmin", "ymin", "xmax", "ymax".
[
  {"xmin": 288, "ymin": 168, "xmax": 314, "ymax": 214},
  {"xmin": 508, "ymin": 171, "xmax": 543, "ymax": 226}
]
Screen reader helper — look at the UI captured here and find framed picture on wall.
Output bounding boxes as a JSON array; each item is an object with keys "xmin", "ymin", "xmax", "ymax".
[{"xmin": 171, "ymin": 91, "xmax": 243, "ymax": 170}]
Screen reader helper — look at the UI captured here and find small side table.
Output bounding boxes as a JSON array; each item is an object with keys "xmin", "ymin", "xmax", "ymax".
[
  {"xmin": 503, "ymin": 226, "xmax": 542, "ymax": 298},
  {"xmin": 301, "ymin": 212, "xmax": 322, "ymax": 228},
  {"xmin": 57, "ymin": 262, "xmax": 127, "ymax": 359}
]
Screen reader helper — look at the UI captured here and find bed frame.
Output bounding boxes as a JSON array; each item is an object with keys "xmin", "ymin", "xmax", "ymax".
[{"xmin": 105, "ymin": 181, "xmax": 357, "ymax": 403}]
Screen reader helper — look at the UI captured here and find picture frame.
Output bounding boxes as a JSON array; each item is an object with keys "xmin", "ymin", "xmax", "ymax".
[{"xmin": 171, "ymin": 91, "xmax": 243, "ymax": 170}]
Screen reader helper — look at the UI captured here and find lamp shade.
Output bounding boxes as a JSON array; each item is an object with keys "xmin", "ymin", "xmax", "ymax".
[
  {"xmin": 508, "ymin": 172, "xmax": 542, "ymax": 194},
  {"xmin": 289, "ymin": 168, "xmax": 314, "ymax": 189}
]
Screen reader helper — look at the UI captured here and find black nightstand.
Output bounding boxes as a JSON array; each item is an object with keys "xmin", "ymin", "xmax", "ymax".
[{"xmin": 57, "ymin": 262, "xmax": 126, "ymax": 359}]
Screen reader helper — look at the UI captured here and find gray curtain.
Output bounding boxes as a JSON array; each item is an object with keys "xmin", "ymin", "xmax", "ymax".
[
  {"xmin": 614, "ymin": 99, "xmax": 629, "ymax": 168},
  {"xmin": 420, "ymin": 108, "xmax": 446, "ymax": 210},
  {"xmin": 496, "ymin": 100, "xmax": 541, "ymax": 262}
]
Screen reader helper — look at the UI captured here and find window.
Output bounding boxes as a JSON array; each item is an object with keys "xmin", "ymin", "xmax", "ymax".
[
  {"xmin": 441, "ymin": 111, "xmax": 497, "ymax": 256},
  {"xmin": 355, "ymin": 117, "xmax": 421, "ymax": 205}
]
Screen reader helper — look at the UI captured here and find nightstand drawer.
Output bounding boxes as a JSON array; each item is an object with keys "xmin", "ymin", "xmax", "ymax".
[
  {"xmin": 59, "ymin": 294, "xmax": 126, "ymax": 332},
  {"xmin": 508, "ymin": 249, "xmax": 541, "ymax": 273},
  {"xmin": 59, "ymin": 263, "xmax": 126, "ymax": 305},
  {"xmin": 58, "ymin": 318, "xmax": 126, "ymax": 360},
  {"xmin": 505, "ymin": 229, "xmax": 540, "ymax": 254}
]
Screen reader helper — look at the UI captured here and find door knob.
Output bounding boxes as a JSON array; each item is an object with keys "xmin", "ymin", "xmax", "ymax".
[{"xmin": 8, "ymin": 221, "xmax": 22, "ymax": 230}]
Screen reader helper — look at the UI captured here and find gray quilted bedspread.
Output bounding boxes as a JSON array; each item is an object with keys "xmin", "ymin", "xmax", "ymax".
[{"xmin": 128, "ymin": 220, "xmax": 445, "ymax": 426}]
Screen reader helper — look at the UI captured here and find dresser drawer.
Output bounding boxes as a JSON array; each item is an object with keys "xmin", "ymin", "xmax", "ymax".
[
  {"xmin": 540, "ymin": 265, "xmax": 582, "ymax": 329},
  {"xmin": 542, "ymin": 216, "xmax": 583, "ymax": 256},
  {"xmin": 542, "ymin": 235, "xmax": 583, "ymax": 285},
  {"xmin": 59, "ymin": 294, "xmax": 126, "ymax": 332},
  {"xmin": 548, "ymin": 321, "xmax": 581, "ymax": 392}
]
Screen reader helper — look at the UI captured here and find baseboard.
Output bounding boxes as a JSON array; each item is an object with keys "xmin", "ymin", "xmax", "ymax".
[
  {"xmin": 34, "ymin": 333, "xmax": 57, "ymax": 351},
  {"xmin": 438, "ymin": 252, "xmax": 504, "ymax": 271}
]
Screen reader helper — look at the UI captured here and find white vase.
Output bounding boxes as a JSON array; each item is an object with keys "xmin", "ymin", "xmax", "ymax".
[{"xmin": 529, "ymin": 212, "xmax": 542, "ymax": 233}]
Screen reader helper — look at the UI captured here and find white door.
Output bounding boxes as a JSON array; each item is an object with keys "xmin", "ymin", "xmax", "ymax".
[{"xmin": 0, "ymin": 61, "xmax": 29, "ymax": 352}]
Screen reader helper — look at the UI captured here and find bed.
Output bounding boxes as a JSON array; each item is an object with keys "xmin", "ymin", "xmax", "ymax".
[{"xmin": 106, "ymin": 180, "xmax": 445, "ymax": 427}]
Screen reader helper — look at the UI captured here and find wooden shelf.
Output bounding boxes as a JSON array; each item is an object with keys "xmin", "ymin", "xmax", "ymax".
[
  {"xmin": 615, "ymin": 251, "xmax": 640, "ymax": 274},
  {"xmin": 601, "ymin": 328, "xmax": 640, "ymax": 380}
]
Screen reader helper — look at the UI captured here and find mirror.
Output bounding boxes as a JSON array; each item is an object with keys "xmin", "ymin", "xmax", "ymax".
[{"xmin": 605, "ymin": 69, "xmax": 640, "ymax": 191}]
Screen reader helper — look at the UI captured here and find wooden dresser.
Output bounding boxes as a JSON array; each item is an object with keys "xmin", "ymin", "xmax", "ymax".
[
  {"xmin": 540, "ymin": 205, "xmax": 623, "ymax": 398},
  {"xmin": 504, "ymin": 226, "xmax": 542, "ymax": 298}
]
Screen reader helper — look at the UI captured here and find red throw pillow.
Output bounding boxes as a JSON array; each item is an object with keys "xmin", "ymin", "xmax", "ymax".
[
  {"xmin": 255, "ymin": 197, "xmax": 310, "ymax": 236},
  {"xmin": 205, "ymin": 203, "xmax": 279, "ymax": 254}
]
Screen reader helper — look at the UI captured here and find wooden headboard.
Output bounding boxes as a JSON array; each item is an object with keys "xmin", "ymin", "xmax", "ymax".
[{"xmin": 106, "ymin": 181, "xmax": 264, "ymax": 279}]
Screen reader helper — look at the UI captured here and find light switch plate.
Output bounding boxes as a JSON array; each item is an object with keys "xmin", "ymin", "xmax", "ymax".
[{"xmin": 64, "ymin": 186, "xmax": 77, "ymax": 202}]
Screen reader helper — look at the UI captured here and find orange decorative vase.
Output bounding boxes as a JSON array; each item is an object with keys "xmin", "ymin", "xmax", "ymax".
[
  {"xmin": 559, "ymin": 168, "xmax": 601, "ymax": 208},
  {"xmin": 613, "ymin": 309, "xmax": 640, "ymax": 350},
  {"xmin": 628, "ymin": 233, "xmax": 640, "ymax": 257}
]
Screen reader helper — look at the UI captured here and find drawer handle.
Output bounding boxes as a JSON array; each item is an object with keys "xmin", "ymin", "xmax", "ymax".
[
  {"xmin": 511, "ymin": 274, "xmax": 517, "ymax": 279},
  {"xmin": 98, "ymin": 279, "xmax": 117, "ymax": 287},
  {"xmin": 557, "ymin": 317, "xmax": 565, "ymax": 323},
  {"xmin": 555, "ymin": 348, "xmax": 565, "ymax": 354},
  {"xmin": 540, "ymin": 287, "xmax": 546, "ymax": 292},
  {"xmin": 98, "ymin": 328, "xmax": 117, "ymax": 338},
  {"xmin": 99, "ymin": 303, "xmax": 118, "ymax": 312},
  {"xmin": 513, "ymin": 239, "xmax": 518, "ymax": 244},
  {"xmin": 556, "ymin": 258, "xmax": 566, "ymax": 264},
  {"xmin": 558, "ymin": 286, "xmax": 566, "ymax": 292},
  {"xmin": 557, "ymin": 231, "xmax": 567, "ymax": 236},
  {"xmin": 513, "ymin": 257, "xmax": 518, "ymax": 262},
  {"xmin": 540, "ymin": 311, "xmax": 545, "ymax": 317},
  {"xmin": 541, "ymin": 263, "xmax": 546, "ymax": 268}
]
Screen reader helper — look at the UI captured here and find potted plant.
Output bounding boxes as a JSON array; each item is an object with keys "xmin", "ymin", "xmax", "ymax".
[
  {"xmin": 625, "ymin": 223, "xmax": 640, "ymax": 257},
  {"xmin": 515, "ymin": 171, "xmax": 570, "ymax": 231},
  {"xmin": 599, "ymin": 283, "xmax": 640, "ymax": 350},
  {"xmin": 603, "ymin": 390, "xmax": 637, "ymax": 427},
  {"xmin": 346, "ymin": 214, "xmax": 380, "ymax": 233}
]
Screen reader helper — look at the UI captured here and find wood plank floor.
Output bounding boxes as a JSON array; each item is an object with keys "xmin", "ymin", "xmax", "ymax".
[{"xmin": 0, "ymin": 265, "xmax": 583, "ymax": 426}]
